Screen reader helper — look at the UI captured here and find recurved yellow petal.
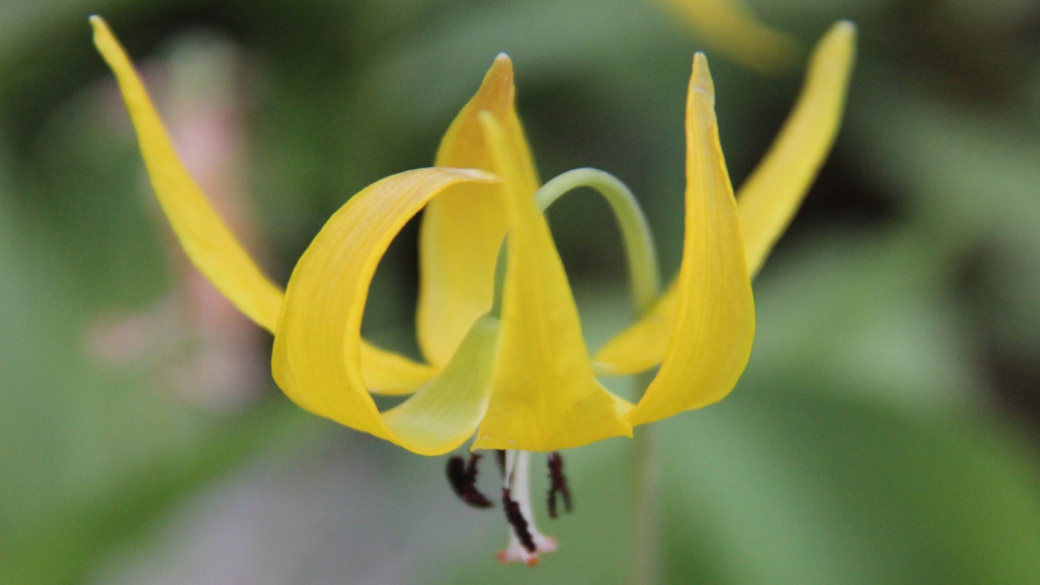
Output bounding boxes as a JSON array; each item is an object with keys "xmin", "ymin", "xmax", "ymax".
[
  {"xmin": 624, "ymin": 54, "xmax": 754, "ymax": 426},
  {"xmin": 417, "ymin": 55, "xmax": 539, "ymax": 368},
  {"xmin": 383, "ymin": 314, "xmax": 500, "ymax": 453},
  {"xmin": 737, "ymin": 20, "xmax": 856, "ymax": 277},
  {"xmin": 272, "ymin": 169, "xmax": 497, "ymax": 455},
  {"xmin": 655, "ymin": 0, "xmax": 799, "ymax": 73},
  {"xmin": 473, "ymin": 114, "xmax": 631, "ymax": 452},
  {"xmin": 91, "ymin": 16, "xmax": 283, "ymax": 332},
  {"xmin": 93, "ymin": 16, "xmax": 435, "ymax": 393},
  {"xmin": 594, "ymin": 23, "xmax": 854, "ymax": 375}
]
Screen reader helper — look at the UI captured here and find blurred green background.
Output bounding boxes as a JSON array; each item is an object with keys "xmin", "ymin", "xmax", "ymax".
[{"xmin": 2, "ymin": 0, "xmax": 1040, "ymax": 583}]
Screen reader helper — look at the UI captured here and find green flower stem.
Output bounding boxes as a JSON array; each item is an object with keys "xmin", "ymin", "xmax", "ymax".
[
  {"xmin": 534, "ymin": 168, "xmax": 661, "ymax": 314},
  {"xmin": 491, "ymin": 168, "xmax": 661, "ymax": 317},
  {"xmin": 631, "ymin": 375, "xmax": 659, "ymax": 585}
]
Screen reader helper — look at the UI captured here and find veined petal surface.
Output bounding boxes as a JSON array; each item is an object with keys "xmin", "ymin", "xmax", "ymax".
[
  {"xmin": 417, "ymin": 55, "xmax": 539, "ymax": 368},
  {"xmin": 272, "ymin": 169, "xmax": 497, "ymax": 455},
  {"xmin": 473, "ymin": 115, "xmax": 631, "ymax": 452},
  {"xmin": 593, "ymin": 23, "xmax": 854, "ymax": 375},
  {"xmin": 624, "ymin": 55, "xmax": 754, "ymax": 426},
  {"xmin": 92, "ymin": 16, "xmax": 282, "ymax": 332}
]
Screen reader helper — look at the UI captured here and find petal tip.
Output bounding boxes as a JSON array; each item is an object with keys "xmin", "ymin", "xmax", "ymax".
[
  {"xmin": 89, "ymin": 14, "xmax": 109, "ymax": 38},
  {"xmin": 89, "ymin": 15, "xmax": 121, "ymax": 59},
  {"xmin": 820, "ymin": 21, "xmax": 857, "ymax": 57},
  {"xmin": 691, "ymin": 53, "xmax": 714, "ymax": 97},
  {"xmin": 812, "ymin": 20, "xmax": 857, "ymax": 75},
  {"xmin": 832, "ymin": 20, "xmax": 857, "ymax": 38},
  {"xmin": 485, "ymin": 53, "xmax": 515, "ymax": 87}
]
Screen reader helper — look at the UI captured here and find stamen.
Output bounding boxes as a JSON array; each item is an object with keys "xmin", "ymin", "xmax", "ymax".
[
  {"xmin": 446, "ymin": 453, "xmax": 493, "ymax": 509},
  {"xmin": 502, "ymin": 488, "xmax": 537, "ymax": 552},
  {"xmin": 546, "ymin": 451, "xmax": 573, "ymax": 519}
]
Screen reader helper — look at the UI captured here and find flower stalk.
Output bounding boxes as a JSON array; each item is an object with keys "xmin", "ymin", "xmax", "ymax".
[{"xmin": 491, "ymin": 168, "xmax": 660, "ymax": 318}]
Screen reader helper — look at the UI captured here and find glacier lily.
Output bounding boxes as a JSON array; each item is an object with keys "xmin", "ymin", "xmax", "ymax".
[{"xmin": 92, "ymin": 15, "xmax": 854, "ymax": 566}]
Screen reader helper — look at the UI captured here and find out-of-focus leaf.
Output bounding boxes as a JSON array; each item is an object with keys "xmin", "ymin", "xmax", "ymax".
[
  {"xmin": 847, "ymin": 65, "xmax": 1040, "ymax": 349},
  {"xmin": 747, "ymin": 228, "xmax": 983, "ymax": 412},
  {"xmin": 660, "ymin": 379, "xmax": 1040, "ymax": 585}
]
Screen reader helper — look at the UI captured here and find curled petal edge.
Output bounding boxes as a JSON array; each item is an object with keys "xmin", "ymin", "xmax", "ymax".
[{"xmin": 273, "ymin": 168, "xmax": 501, "ymax": 456}]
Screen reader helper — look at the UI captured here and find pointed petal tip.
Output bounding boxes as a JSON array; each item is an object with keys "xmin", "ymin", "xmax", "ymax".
[
  {"xmin": 832, "ymin": 20, "xmax": 858, "ymax": 38},
  {"xmin": 814, "ymin": 20, "xmax": 857, "ymax": 69},
  {"xmin": 820, "ymin": 21, "xmax": 857, "ymax": 56},
  {"xmin": 691, "ymin": 53, "xmax": 714, "ymax": 96},
  {"xmin": 89, "ymin": 15, "xmax": 119, "ymax": 56},
  {"xmin": 487, "ymin": 53, "xmax": 514, "ymax": 79},
  {"xmin": 89, "ymin": 14, "xmax": 107, "ymax": 37}
]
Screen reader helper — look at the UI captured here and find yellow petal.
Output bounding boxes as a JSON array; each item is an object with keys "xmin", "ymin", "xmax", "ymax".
[
  {"xmin": 624, "ymin": 54, "xmax": 754, "ymax": 426},
  {"xmin": 91, "ymin": 16, "xmax": 282, "ymax": 332},
  {"xmin": 383, "ymin": 314, "xmax": 500, "ymax": 452},
  {"xmin": 655, "ymin": 0, "xmax": 799, "ymax": 73},
  {"xmin": 92, "ymin": 16, "xmax": 434, "ymax": 394},
  {"xmin": 737, "ymin": 21, "xmax": 856, "ymax": 277},
  {"xmin": 417, "ymin": 54, "xmax": 539, "ymax": 368},
  {"xmin": 473, "ymin": 114, "xmax": 631, "ymax": 452},
  {"xmin": 272, "ymin": 169, "xmax": 497, "ymax": 455},
  {"xmin": 593, "ymin": 22, "xmax": 854, "ymax": 375}
]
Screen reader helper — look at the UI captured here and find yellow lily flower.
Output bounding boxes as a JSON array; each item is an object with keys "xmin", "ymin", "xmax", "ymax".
[{"xmin": 92, "ymin": 14, "xmax": 854, "ymax": 566}]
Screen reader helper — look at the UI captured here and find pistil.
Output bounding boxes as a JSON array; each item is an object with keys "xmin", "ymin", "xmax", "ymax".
[{"xmin": 497, "ymin": 450, "xmax": 558, "ymax": 566}]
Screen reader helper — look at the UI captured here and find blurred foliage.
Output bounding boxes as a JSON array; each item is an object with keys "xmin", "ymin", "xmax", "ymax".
[{"xmin": 2, "ymin": 0, "xmax": 1040, "ymax": 583}]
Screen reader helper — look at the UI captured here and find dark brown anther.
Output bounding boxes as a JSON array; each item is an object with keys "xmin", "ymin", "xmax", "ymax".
[
  {"xmin": 546, "ymin": 451, "xmax": 572, "ymax": 519},
  {"xmin": 446, "ymin": 454, "xmax": 493, "ymax": 509},
  {"xmin": 495, "ymin": 450, "xmax": 506, "ymax": 476},
  {"xmin": 502, "ymin": 488, "xmax": 537, "ymax": 552}
]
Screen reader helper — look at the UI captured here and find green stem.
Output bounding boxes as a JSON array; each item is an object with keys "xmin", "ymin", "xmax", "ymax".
[
  {"xmin": 534, "ymin": 168, "xmax": 660, "ymax": 314},
  {"xmin": 491, "ymin": 168, "xmax": 661, "ymax": 317},
  {"xmin": 631, "ymin": 372, "xmax": 659, "ymax": 585}
]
